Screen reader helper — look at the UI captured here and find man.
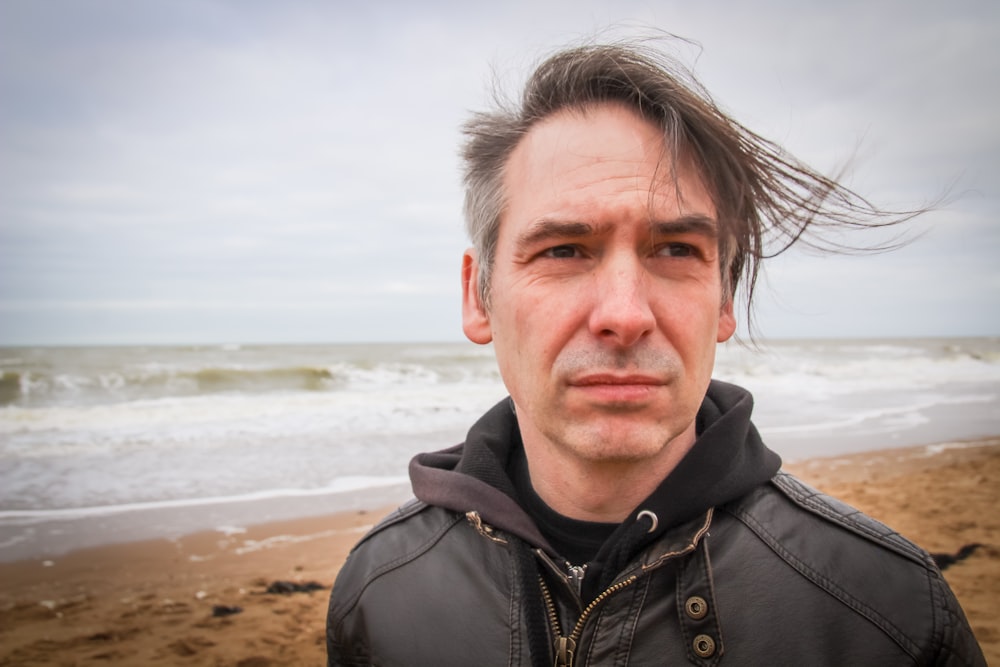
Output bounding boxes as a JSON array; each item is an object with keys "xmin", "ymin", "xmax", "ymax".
[{"xmin": 327, "ymin": 41, "xmax": 985, "ymax": 666}]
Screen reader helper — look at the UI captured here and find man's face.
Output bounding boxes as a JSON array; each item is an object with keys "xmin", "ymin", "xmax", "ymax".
[{"xmin": 462, "ymin": 103, "xmax": 736, "ymax": 466}]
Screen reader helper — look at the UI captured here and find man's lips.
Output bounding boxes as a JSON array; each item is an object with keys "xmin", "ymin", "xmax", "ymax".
[
  {"xmin": 568, "ymin": 373, "xmax": 666, "ymax": 387},
  {"xmin": 567, "ymin": 374, "xmax": 666, "ymax": 402}
]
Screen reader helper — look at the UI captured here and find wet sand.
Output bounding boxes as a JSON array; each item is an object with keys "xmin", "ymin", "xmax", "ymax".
[{"xmin": 2, "ymin": 438, "xmax": 997, "ymax": 665}]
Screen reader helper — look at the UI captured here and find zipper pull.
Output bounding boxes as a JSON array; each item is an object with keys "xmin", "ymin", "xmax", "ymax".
[
  {"xmin": 567, "ymin": 564, "xmax": 587, "ymax": 597},
  {"xmin": 554, "ymin": 636, "xmax": 576, "ymax": 667}
]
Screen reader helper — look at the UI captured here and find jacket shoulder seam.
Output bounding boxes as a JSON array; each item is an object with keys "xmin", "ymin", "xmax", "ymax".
[
  {"xmin": 772, "ymin": 472, "xmax": 929, "ymax": 564},
  {"xmin": 350, "ymin": 497, "xmax": 428, "ymax": 551},
  {"xmin": 724, "ymin": 475, "xmax": 934, "ymax": 659},
  {"xmin": 330, "ymin": 505, "xmax": 464, "ymax": 628}
]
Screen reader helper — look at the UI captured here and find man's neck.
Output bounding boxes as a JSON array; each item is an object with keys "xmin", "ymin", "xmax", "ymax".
[{"xmin": 520, "ymin": 425, "xmax": 698, "ymax": 523}]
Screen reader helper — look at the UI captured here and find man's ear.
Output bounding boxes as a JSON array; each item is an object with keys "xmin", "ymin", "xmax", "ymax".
[
  {"xmin": 462, "ymin": 249, "xmax": 493, "ymax": 344},
  {"xmin": 717, "ymin": 298, "xmax": 737, "ymax": 343}
]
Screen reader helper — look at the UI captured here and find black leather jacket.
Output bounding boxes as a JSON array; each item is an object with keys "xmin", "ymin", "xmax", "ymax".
[{"xmin": 328, "ymin": 383, "xmax": 985, "ymax": 666}]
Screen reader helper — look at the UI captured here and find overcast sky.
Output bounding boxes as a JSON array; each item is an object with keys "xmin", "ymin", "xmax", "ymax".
[{"xmin": 1, "ymin": 0, "xmax": 998, "ymax": 345}]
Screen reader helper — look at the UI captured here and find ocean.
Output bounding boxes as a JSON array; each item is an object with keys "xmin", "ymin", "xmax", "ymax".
[{"xmin": 1, "ymin": 337, "xmax": 998, "ymax": 561}]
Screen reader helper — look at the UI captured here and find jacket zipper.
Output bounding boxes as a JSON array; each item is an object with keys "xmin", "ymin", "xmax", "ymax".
[
  {"xmin": 567, "ymin": 564, "xmax": 586, "ymax": 597},
  {"xmin": 532, "ymin": 509, "xmax": 714, "ymax": 666},
  {"xmin": 539, "ymin": 572, "xmax": 639, "ymax": 667}
]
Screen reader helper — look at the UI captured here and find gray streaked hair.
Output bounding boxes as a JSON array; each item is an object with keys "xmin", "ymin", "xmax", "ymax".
[{"xmin": 461, "ymin": 38, "xmax": 920, "ymax": 333}]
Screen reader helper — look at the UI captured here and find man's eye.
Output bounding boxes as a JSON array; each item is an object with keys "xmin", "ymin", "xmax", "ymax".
[
  {"xmin": 659, "ymin": 243, "xmax": 696, "ymax": 258},
  {"xmin": 543, "ymin": 245, "xmax": 579, "ymax": 259}
]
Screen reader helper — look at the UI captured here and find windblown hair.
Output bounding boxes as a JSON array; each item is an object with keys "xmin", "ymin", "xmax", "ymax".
[{"xmin": 461, "ymin": 39, "xmax": 920, "ymax": 332}]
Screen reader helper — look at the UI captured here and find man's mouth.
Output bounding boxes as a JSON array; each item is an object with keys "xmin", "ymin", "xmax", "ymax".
[
  {"xmin": 570, "ymin": 373, "xmax": 665, "ymax": 386},
  {"xmin": 568, "ymin": 373, "xmax": 666, "ymax": 403}
]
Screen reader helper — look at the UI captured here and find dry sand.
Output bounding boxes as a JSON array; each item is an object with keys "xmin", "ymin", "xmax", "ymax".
[{"xmin": 1, "ymin": 438, "xmax": 997, "ymax": 666}]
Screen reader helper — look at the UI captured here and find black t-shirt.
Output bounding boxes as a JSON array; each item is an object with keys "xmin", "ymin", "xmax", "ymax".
[{"xmin": 509, "ymin": 445, "xmax": 617, "ymax": 566}]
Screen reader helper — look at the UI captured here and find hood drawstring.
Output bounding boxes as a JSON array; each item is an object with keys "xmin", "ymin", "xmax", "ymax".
[{"xmin": 516, "ymin": 541, "xmax": 552, "ymax": 667}]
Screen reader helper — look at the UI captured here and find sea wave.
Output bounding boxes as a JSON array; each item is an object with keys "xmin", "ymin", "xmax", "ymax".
[
  {"xmin": 2, "ymin": 339, "xmax": 998, "ymax": 519},
  {"xmin": 0, "ymin": 355, "xmax": 500, "ymax": 408},
  {"xmin": 760, "ymin": 393, "xmax": 996, "ymax": 435},
  {"xmin": 0, "ymin": 474, "xmax": 410, "ymax": 524}
]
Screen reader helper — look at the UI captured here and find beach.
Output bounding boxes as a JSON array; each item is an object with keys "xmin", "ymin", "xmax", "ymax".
[
  {"xmin": 2, "ymin": 339, "xmax": 998, "ymax": 663},
  {"xmin": 2, "ymin": 437, "xmax": 997, "ymax": 666}
]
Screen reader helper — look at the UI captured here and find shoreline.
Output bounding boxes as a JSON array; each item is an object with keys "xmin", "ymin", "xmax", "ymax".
[
  {"xmin": 0, "ymin": 481, "xmax": 413, "ymax": 564},
  {"xmin": 6, "ymin": 425, "xmax": 1000, "ymax": 565},
  {"xmin": 1, "ymin": 437, "xmax": 998, "ymax": 664}
]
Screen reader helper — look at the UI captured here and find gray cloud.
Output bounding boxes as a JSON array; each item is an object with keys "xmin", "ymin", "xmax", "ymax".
[{"xmin": 1, "ymin": 0, "xmax": 997, "ymax": 344}]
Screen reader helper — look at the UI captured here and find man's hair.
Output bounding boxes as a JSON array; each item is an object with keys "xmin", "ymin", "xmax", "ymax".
[{"xmin": 461, "ymin": 38, "xmax": 919, "ymax": 332}]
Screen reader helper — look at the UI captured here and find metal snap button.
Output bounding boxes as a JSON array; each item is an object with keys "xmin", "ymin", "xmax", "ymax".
[
  {"xmin": 693, "ymin": 634, "xmax": 716, "ymax": 658},
  {"xmin": 685, "ymin": 595, "xmax": 708, "ymax": 620},
  {"xmin": 636, "ymin": 509, "xmax": 658, "ymax": 532}
]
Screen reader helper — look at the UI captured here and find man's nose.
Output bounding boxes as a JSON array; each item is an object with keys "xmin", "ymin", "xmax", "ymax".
[{"xmin": 587, "ymin": 255, "xmax": 655, "ymax": 347}]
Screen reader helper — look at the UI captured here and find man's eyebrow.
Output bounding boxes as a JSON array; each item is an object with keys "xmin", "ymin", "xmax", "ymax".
[
  {"xmin": 651, "ymin": 215, "xmax": 719, "ymax": 237},
  {"xmin": 515, "ymin": 220, "xmax": 605, "ymax": 250},
  {"xmin": 516, "ymin": 215, "xmax": 719, "ymax": 249}
]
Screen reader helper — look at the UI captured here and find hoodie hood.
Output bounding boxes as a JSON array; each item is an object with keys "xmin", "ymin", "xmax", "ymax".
[{"xmin": 409, "ymin": 380, "xmax": 781, "ymax": 556}]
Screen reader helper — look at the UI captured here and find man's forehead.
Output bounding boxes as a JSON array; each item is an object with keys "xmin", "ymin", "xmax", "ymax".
[
  {"xmin": 504, "ymin": 103, "xmax": 715, "ymax": 211},
  {"xmin": 513, "ymin": 103, "xmax": 666, "ymax": 165}
]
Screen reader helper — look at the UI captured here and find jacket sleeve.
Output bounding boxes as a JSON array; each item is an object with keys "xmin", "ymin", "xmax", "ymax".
[
  {"xmin": 933, "ymin": 573, "xmax": 987, "ymax": 666},
  {"xmin": 327, "ymin": 634, "xmax": 368, "ymax": 667},
  {"xmin": 326, "ymin": 640, "xmax": 364, "ymax": 667},
  {"xmin": 326, "ymin": 545, "xmax": 374, "ymax": 667}
]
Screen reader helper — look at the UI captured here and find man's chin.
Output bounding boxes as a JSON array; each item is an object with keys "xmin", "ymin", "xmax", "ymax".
[{"xmin": 558, "ymin": 422, "xmax": 689, "ymax": 465}]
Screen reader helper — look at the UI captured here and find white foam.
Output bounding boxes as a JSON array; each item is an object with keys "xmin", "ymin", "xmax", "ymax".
[
  {"xmin": 716, "ymin": 339, "xmax": 1000, "ymax": 398},
  {"xmin": 0, "ymin": 533, "xmax": 29, "ymax": 549},
  {"xmin": 0, "ymin": 475, "xmax": 409, "ymax": 524},
  {"xmin": 759, "ymin": 394, "xmax": 993, "ymax": 436},
  {"xmin": 233, "ymin": 525, "xmax": 370, "ymax": 555},
  {"xmin": 923, "ymin": 440, "xmax": 997, "ymax": 456}
]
